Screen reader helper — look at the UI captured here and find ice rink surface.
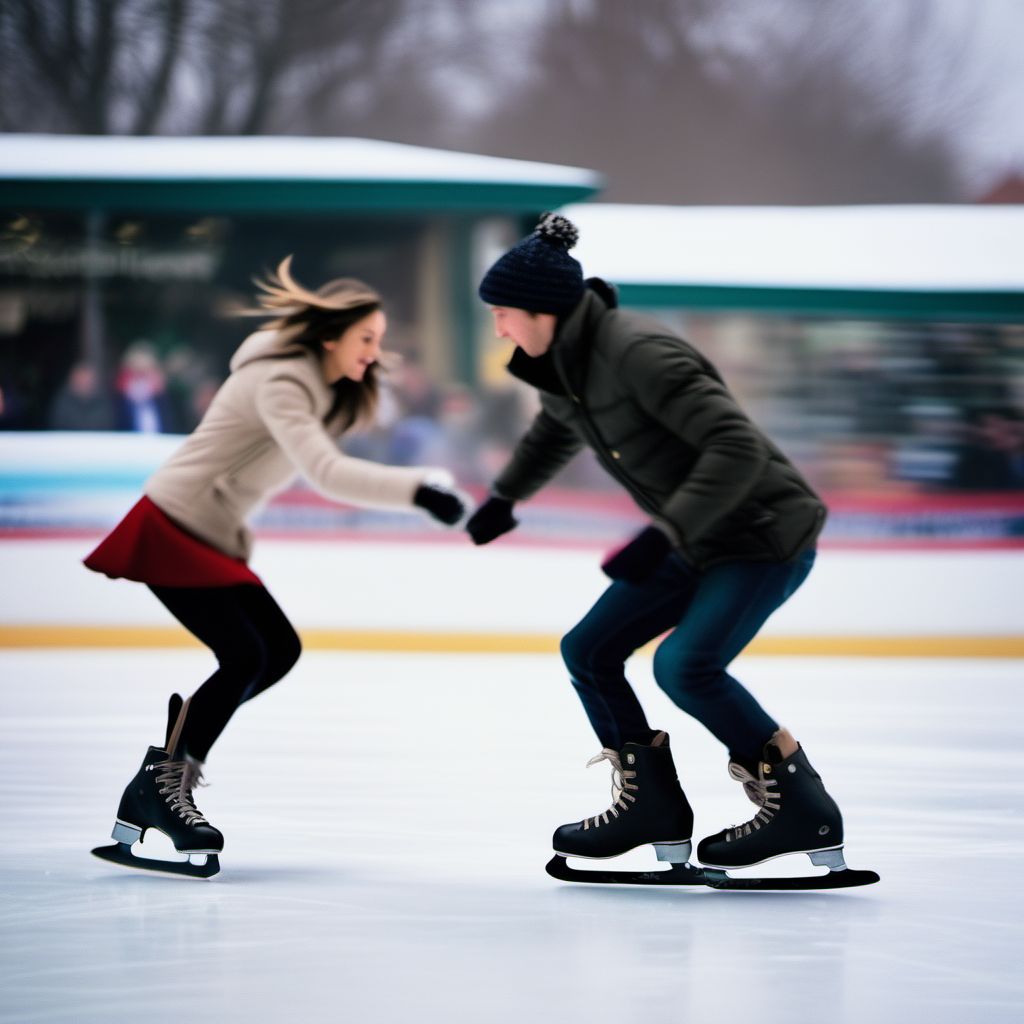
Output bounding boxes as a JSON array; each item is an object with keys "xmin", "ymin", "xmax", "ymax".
[{"xmin": 1, "ymin": 648, "xmax": 1022, "ymax": 1024}]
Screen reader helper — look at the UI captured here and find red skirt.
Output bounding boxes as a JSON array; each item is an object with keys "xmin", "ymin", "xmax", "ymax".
[{"xmin": 84, "ymin": 496, "xmax": 262, "ymax": 588}]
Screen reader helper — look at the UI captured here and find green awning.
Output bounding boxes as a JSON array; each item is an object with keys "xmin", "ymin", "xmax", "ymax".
[
  {"xmin": 615, "ymin": 283, "xmax": 1024, "ymax": 322},
  {"xmin": 1, "ymin": 135, "xmax": 603, "ymax": 214}
]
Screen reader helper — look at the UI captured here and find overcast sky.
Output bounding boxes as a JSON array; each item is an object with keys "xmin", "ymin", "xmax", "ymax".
[{"xmin": 952, "ymin": 0, "xmax": 1024, "ymax": 184}]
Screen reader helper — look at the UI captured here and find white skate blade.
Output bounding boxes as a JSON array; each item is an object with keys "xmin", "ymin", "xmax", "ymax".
[
  {"xmin": 701, "ymin": 848, "xmax": 879, "ymax": 891},
  {"xmin": 700, "ymin": 845, "xmax": 845, "ymax": 875},
  {"xmin": 91, "ymin": 839, "xmax": 220, "ymax": 879},
  {"xmin": 93, "ymin": 825, "xmax": 220, "ymax": 879},
  {"xmin": 551, "ymin": 842, "xmax": 688, "ymax": 867},
  {"xmin": 112, "ymin": 820, "xmax": 220, "ymax": 859},
  {"xmin": 546, "ymin": 841, "xmax": 705, "ymax": 886}
]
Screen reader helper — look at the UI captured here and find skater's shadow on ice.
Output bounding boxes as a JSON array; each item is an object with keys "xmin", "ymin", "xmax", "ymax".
[
  {"xmin": 90, "ymin": 863, "xmax": 347, "ymax": 886},
  {"xmin": 549, "ymin": 885, "xmax": 874, "ymax": 908},
  {"xmin": 205, "ymin": 865, "xmax": 349, "ymax": 885}
]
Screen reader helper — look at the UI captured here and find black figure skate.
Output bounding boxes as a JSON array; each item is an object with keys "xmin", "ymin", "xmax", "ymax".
[
  {"xmin": 546, "ymin": 732, "xmax": 705, "ymax": 886},
  {"xmin": 92, "ymin": 694, "xmax": 224, "ymax": 879},
  {"xmin": 697, "ymin": 729, "xmax": 879, "ymax": 891}
]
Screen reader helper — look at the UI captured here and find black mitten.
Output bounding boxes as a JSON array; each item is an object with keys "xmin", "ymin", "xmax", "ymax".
[
  {"xmin": 466, "ymin": 495, "xmax": 518, "ymax": 545},
  {"xmin": 413, "ymin": 483, "xmax": 466, "ymax": 526},
  {"xmin": 601, "ymin": 525, "xmax": 673, "ymax": 582}
]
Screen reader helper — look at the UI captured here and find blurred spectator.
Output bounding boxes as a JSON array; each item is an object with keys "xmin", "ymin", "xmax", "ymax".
[
  {"xmin": 0, "ymin": 375, "xmax": 29, "ymax": 430},
  {"xmin": 387, "ymin": 353, "xmax": 444, "ymax": 466},
  {"xmin": 393, "ymin": 352, "xmax": 441, "ymax": 419},
  {"xmin": 190, "ymin": 378, "xmax": 221, "ymax": 425},
  {"xmin": 478, "ymin": 381, "xmax": 531, "ymax": 450},
  {"xmin": 815, "ymin": 439, "xmax": 919, "ymax": 495},
  {"xmin": 114, "ymin": 341, "xmax": 178, "ymax": 434},
  {"xmin": 49, "ymin": 362, "xmax": 115, "ymax": 431},
  {"xmin": 890, "ymin": 401, "xmax": 960, "ymax": 488},
  {"xmin": 417, "ymin": 384, "xmax": 488, "ymax": 483},
  {"xmin": 951, "ymin": 407, "xmax": 1024, "ymax": 492},
  {"xmin": 164, "ymin": 345, "xmax": 220, "ymax": 432},
  {"xmin": 388, "ymin": 414, "xmax": 442, "ymax": 466},
  {"xmin": 341, "ymin": 374, "xmax": 402, "ymax": 464}
]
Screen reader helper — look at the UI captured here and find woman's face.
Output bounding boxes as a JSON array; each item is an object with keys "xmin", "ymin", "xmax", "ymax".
[{"xmin": 322, "ymin": 310, "xmax": 386, "ymax": 383}]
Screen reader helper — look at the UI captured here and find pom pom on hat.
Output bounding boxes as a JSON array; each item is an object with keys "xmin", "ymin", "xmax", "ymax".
[
  {"xmin": 478, "ymin": 212, "xmax": 584, "ymax": 315},
  {"xmin": 535, "ymin": 212, "xmax": 580, "ymax": 250}
]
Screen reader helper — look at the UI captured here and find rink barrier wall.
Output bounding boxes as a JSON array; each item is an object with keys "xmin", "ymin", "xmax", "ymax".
[
  {"xmin": 1, "ymin": 625, "xmax": 1021, "ymax": 658},
  {"xmin": 2, "ymin": 534, "xmax": 1020, "ymax": 659},
  {"xmin": 3, "ymin": 433, "xmax": 1024, "ymax": 546}
]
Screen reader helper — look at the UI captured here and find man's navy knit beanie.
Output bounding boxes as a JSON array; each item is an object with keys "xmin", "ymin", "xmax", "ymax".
[{"xmin": 478, "ymin": 213, "xmax": 584, "ymax": 315}]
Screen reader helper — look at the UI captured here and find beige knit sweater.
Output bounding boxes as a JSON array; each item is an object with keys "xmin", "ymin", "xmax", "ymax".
[{"xmin": 145, "ymin": 328, "xmax": 442, "ymax": 560}]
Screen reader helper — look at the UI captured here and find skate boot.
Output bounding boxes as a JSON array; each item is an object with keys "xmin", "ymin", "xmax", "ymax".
[
  {"xmin": 697, "ymin": 728, "xmax": 879, "ymax": 890},
  {"xmin": 92, "ymin": 694, "xmax": 223, "ymax": 879},
  {"xmin": 545, "ymin": 732, "xmax": 704, "ymax": 886}
]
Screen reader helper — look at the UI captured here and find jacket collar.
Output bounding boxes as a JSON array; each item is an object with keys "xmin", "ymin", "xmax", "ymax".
[{"xmin": 505, "ymin": 279, "xmax": 617, "ymax": 397}]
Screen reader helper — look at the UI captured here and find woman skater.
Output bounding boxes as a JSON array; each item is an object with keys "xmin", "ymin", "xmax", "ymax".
[{"xmin": 86, "ymin": 257, "xmax": 465, "ymax": 877}]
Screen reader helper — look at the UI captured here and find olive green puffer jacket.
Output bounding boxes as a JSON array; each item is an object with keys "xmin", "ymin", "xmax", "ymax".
[{"xmin": 493, "ymin": 281, "xmax": 826, "ymax": 569}]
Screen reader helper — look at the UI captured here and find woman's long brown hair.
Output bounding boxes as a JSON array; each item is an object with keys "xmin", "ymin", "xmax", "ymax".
[{"xmin": 250, "ymin": 256, "xmax": 387, "ymax": 431}]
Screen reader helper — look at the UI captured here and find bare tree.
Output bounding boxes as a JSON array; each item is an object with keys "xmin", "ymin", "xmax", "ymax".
[
  {"xmin": 0, "ymin": 0, "xmax": 188, "ymax": 133},
  {"xmin": 0, "ymin": 0, "xmax": 452, "ymax": 136},
  {"xmin": 0, "ymin": 0, "xmax": 1008, "ymax": 202},
  {"xmin": 177, "ymin": 0, "xmax": 407, "ymax": 135},
  {"xmin": 465, "ymin": 0, "xmax": 970, "ymax": 202},
  {"xmin": 701, "ymin": 0, "xmax": 986, "ymax": 200}
]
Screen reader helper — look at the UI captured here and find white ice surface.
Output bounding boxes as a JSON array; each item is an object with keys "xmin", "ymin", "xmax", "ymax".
[{"xmin": 1, "ymin": 649, "xmax": 1022, "ymax": 1024}]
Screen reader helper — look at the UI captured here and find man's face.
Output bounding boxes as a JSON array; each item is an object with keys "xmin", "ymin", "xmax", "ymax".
[{"xmin": 489, "ymin": 306, "xmax": 557, "ymax": 358}]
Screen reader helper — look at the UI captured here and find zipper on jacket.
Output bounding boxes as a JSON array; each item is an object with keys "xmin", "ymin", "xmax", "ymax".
[
  {"xmin": 568, "ymin": 396, "xmax": 663, "ymax": 519},
  {"xmin": 552, "ymin": 328, "xmax": 664, "ymax": 520}
]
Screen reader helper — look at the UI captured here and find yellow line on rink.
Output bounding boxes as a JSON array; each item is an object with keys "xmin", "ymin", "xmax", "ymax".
[
  {"xmin": 0, "ymin": 625, "xmax": 1022, "ymax": 658},
  {"xmin": 742, "ymin": 635, "xmax": 1024, "ymax": 658}
]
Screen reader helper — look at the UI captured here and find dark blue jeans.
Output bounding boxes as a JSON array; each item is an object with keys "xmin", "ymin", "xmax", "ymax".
[{"xmin": 560, "ymin": 550, "xmax": 815, "ymax": 765}]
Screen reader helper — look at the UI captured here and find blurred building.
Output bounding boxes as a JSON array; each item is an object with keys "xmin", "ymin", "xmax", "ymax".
[
  {"xmin": 0, "ymin": 134, "xmax": 601, "ymax": 431},
  {"xmin": 564, "ymin": 203, "xmax": 1024, "ymax": 539},
  {"xmin": 2, "ymin": 137, "xmax": 1023, "ymax": 544}
]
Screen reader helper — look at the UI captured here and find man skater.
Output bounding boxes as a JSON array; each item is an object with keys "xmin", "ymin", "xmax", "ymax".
[{"xmin": 465, "ymin": 213, "xmax": 876, "ymax": 890}]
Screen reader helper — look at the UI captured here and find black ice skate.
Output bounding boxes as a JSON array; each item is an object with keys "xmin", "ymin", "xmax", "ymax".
[
  {"xmin": 697, "ymin": 729, "xmax": 879, "ymax": 891},
  {"xmin": 92, "ymin": 694, "xmax": 223, "ymax": 879},
  {"xmin": 546, "ymin": 732, "xmax": 704, "ymax": 886}
]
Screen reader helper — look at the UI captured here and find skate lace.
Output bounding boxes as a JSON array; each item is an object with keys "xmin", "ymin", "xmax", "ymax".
[
  {"xmin": 582, "ymin": 749, "xmax": 638, "ymax": 830},
  {"xmin": 155, "ymin": 759, "xmax": 209, "ymax": 826},
  {"xmin": 182, "ymin": 757, "xmax": 209, "ymax": 792},
  {"xmin": 724, "ymin": 761, "xmax": 780, "ymax": 842}
]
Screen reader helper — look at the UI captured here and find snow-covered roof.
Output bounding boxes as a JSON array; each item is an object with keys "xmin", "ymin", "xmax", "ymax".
[
  {"xmin": 1, "ymin": 134, "xmax": 598, "ymax": 186},
  {"xmin": 564, "ymin": 203, "xmax": 1024, "ymax": 293},
  {"xmin": 0, "ymin": 134, "xmax": 602, "ymax": 211}
]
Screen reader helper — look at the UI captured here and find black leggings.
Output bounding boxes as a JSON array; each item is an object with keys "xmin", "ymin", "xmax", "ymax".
[{"xmin": 148, "ymin": 584, "xmax": 302, "ymax": 761}]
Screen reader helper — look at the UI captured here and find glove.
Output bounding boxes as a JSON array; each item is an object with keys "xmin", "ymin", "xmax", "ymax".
[
  {"xmin": 466, "ymin": 495, "xmax": 518, "ymax": 545},
  {"xmin": 601, "ymin": 525, "xmax": 673, "ymax": 582},
  {"xmin": 413, "ymin": 483, "xmax": 466, "ymax": 526}
]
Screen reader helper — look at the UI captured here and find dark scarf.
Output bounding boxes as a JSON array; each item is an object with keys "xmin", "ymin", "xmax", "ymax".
[{"xmin": 505, "ymin": 278, "xmax": 619, "ymax": 396}]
